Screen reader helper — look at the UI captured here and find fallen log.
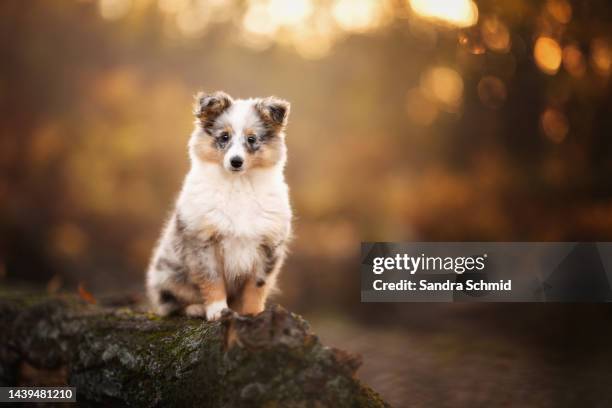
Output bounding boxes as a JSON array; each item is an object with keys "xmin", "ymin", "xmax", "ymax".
[{"xmin": 0, "ymin": 290, "xmax": 389, "ymax": 407}]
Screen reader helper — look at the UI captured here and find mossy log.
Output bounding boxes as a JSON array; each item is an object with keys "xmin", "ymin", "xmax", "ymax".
[{"xmin": 0, "ymin": 291, "xmax": 388, "ymax": 407}]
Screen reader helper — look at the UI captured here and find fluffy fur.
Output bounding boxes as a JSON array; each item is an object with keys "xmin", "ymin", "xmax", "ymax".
[{"xmin": 146, "ymin": 91, "xmax": 292, "ymax": 320}]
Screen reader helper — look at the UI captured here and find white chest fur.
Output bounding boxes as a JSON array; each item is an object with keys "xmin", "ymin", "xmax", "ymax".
[{"xmin": 177, "ymin": 162, "xmax": 291, "ymax": 279}]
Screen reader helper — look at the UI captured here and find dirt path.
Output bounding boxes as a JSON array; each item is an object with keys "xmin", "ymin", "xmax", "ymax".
[{"xmin": 310, "ymin": 306, "xmax": 612, "ymax": 408}]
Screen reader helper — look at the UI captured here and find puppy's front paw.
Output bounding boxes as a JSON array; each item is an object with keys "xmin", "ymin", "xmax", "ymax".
[{"xmin": 206, "ymin": 300, "xmax": 229, "ymax": 321}]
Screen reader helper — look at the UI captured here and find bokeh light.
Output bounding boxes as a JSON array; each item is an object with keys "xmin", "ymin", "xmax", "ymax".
[
  {"xmin": 481, "ymin": 15, "xmax": 510, "ymax": 53},
  {"xmin": 238, "ymin": 0, "xmax": 351, "ymax": 57},
  {"xmin": 562, "ymin": 44, "xmax": 586, "ymax": 78},
  {"xmin": 175, "ymin": 0, "xmax": 210, "ymax": 38},
  {"xmin": 545, "ymin": 0, "xmax": 572, "ymax": 24},
  {"xmin": 421, "ymin": 66, "xmax": 464, "ymax": 111},
  {"xmin": 408, "ymin": 0, "xmax": 478, "ymax": 28},
  {"xmin": 332, "ymin": 0, "xmax": 387, "ymax": 33},
  {"xmin": 540, "ymin": 108, "xmax": 569, "ymax": 143},
  {"xmin": 590, "ymin": 38, "xmax": 611, "ymax": 77},
  {"xmin": 99, "ymin": 0, "xmax": 132, "ymax": 20},
  {"xmin": 268, "ymin": 0, "xmax": 313, "ymax": 26},
  {"xmin": 243, "ymin": 1, "xmax": 278, "ymax": 36},
  {"xmin": 534, "ymin": 36, "xmax": 562, "ymax": 75}
]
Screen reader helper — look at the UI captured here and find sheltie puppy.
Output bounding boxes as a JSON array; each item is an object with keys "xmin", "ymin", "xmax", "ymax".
[{"xmin": 146, "ymin": 91, "xmax": 292, "ymax": 320}]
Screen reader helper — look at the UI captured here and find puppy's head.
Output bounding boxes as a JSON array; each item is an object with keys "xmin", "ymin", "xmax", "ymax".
[{"xmin": 190, "ymin": 91, "xmax": 290, "ymax": 173}]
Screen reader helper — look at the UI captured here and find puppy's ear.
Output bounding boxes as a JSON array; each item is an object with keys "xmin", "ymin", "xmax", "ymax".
[
  {"xmin": 255, "ymin": 97, "xmax": 290, "ymax": 131},
  {"xmin": 193, "ymin": 91, "xmax": 233, "ymax": 121}
]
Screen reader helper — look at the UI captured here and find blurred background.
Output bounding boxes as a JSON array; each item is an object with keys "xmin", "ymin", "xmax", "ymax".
[{"xmin": 1, "ymin": 0, "xmax": 612, "ymax": 406}]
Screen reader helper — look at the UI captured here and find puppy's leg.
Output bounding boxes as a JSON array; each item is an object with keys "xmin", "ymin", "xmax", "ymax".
[
  {"xmin": 238, "ymin": 276, "xmax": 270, "ymax": 316},
  {"xmin": 147, "ymin": 255, "xmax": 194, "ymax": 316},
  {"xmin": 237, "ymin": 242, "xmax": 285, "ymax": 316},
  {"xmin": 185, "ymin": 276, "xmax": 228, "ymax": 320},
  {"xmin": 174, "ymin": 214, "xmax": 228, "ymax": 320},
  {"xmin": 183, "ymin": 242, "xmax": 230, "ymax": 320}
]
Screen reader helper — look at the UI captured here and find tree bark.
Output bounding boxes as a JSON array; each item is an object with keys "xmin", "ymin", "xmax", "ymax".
[{"xmin": 0, "ymin": 290, "xmax": 388, "ymax": 407}]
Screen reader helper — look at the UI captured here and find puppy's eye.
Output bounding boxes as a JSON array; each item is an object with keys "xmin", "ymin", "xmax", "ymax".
[
  {"xmin": 219, "ymin": 132, "xmax": 230, "ymax": 142},
  {"xmin": 247, "ymin": 136, "xmax": 256, "ymax": 144}
]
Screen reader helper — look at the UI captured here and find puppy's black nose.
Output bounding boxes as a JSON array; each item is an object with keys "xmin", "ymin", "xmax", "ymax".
[{"xmin": 230, "ymin": 156, "xmax": 244, "ymax": 169}]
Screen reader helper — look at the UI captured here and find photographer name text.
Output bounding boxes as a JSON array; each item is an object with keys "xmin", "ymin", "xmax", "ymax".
[{"xmin": 373, "ymin": 279, "xmax": 512, "ymax": 291}]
